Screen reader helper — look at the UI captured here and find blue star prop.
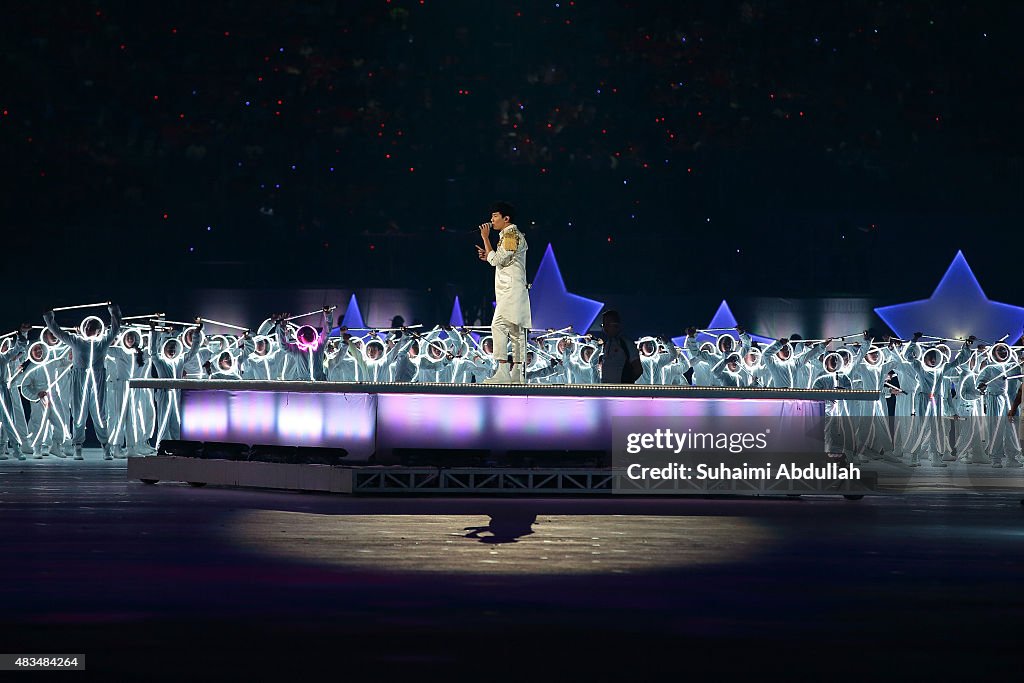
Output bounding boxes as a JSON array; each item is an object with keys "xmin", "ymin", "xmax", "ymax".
[
  {"xmin": 336, "ymin": 293, "xmax": 365, "ymax": 332},
  {"xmin": 449, "ymin": 295, "xmax": 480, "ymax": 343},
  {"xmin": 672, "ymin": 300, "xmax": 774, "ymax": 349},
  {"xmin": 528, "ymin": 244, "xmax": 604, "ymax": 333},
  {"xmin": 875, "ymin": 251, "xmax": 1024, "ymax": 343},
  {"xmin": 449, "ymin": 295, "xmax": 464, "ymax": 328}
]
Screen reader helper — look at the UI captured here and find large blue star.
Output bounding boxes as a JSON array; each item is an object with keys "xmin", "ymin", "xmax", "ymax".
[
  {"xmin": 672, "ymin": 300, "xmax": 774, "ymax": 348},
  {"xmin": 875, "ymin": 250, "xmax": 1024, "ymax": 342},
  {"xmin": 449, "ymin": 295, "xmax": 480, "ymax": 343},
  {"xmin": 331, "ymin": 293, "xmax": 365, "ymax": 336},
  {"xmin": 528, "ymin": 244, "xmax": 604, "ymax": 333},
  {"xmin": 449, "ymin": 295, "xmax": 464, "ymax": 328}
]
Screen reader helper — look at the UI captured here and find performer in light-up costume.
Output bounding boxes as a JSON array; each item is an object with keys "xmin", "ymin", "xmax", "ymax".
[
  {"xmin": 17, "ymin": 341, "xmax": 71, "ymax": 459},
  {"xmin": 274, "ymin": 309, "xmax": 331, "ymax": 382},
  {"xmin": 43, "ymin": 304, "xmax": 122, "ymax": 460},
  {"xmin": 106, "ymin": 328, "xmax": 157, "ymax": 457},
  {"xmin": 0, "ymin": 327, "xmax": 31, "ymax": 459},
  {"xmin": 149, "ymin": 320, "xmax": 203, "ymax": 448}
]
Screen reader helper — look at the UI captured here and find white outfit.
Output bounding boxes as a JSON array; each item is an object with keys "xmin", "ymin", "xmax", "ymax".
[{"xmin": 486, "ymin": 224, "xmax": 531, "ymax": 378}]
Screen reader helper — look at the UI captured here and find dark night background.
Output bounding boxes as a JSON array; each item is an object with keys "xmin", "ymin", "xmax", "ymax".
[
  {"xmin": 3, "ymin": 5, "xmax": 1024, "ymax": 677},
  {"xmin": 2, "ymin": 1, "xmax": 1022, "ymax": 325}
]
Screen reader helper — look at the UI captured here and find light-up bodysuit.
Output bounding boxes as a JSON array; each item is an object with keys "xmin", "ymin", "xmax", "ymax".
[{"xmin": 43, "ymin": 305, "xmax": 121, "ymax": 459}]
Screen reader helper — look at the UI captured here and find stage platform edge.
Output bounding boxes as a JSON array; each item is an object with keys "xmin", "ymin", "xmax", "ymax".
[
  {"xmin": 127, "ymin": 456, "xmax": 354, "ymax": 493},
  {"xmin": 129, "ymin": 378, "xmax": 879, "ymax": 401},
  {"xmin": 127, "ymin": 456, "xmax": 879, "ymax": 497}
]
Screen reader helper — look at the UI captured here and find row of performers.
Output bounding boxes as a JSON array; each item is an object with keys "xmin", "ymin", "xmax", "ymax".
[{"xmin": 1, "ymin": 305, "xmax": 1021, "ymax": 466}]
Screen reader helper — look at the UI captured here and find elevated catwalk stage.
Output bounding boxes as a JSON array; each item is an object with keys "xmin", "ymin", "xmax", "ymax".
[{"xmin": 127, "ymin": 379, "xmax": 879, "ymax": 497}]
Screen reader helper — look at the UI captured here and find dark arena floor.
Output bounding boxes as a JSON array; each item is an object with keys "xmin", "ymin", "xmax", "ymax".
[{"xmin": 2, "ymin": 454, "xmax": 1023, "ymax": 680}]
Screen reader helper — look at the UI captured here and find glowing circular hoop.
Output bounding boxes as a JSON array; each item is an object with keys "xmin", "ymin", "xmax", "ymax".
[
  {"xmin": 27, "ymin": 341, "xmax": 50, "ymax": 365},
  {"xmin": 865, "ymin": 346, "xmax": 884, "ymax": 367},
  {"xmin": 922, "ymin": 347, "xmax": 944, "ymax": 368},
  {"xmin": 638, "ymin": 338, "xmax": 657, "ymax": 358},
  {"xmin": 216, "ymin": 350, "xmax": 236, "ymax": 374},
  {"xmin": 479, "ymin": 336, "xmax": 494, "ymax": 358},
  {"xmin": 823, "ymin": 352, "xmax": 843, "ymax": 373},
  {"xmin": 118, "ymin": 328, "xmax": 142, "ymax": 350},
  {"xmin": 294, "ymin": 325, "xmax": 318, "ymax": 351},
  {"xmin": 990, "ymin": 342, "xmax": 1012, "ymax": 364},
  {"xmin": 364, "ymin": 339, "xmax": 385, "ymax": 361},
  {"xmin": 161, "ymin": 337, "xmax": 183, "ymax": 361},
  {"xmin": 40, "ymin": 328, "xmax": 61, "ymax": 347},
  {"xmin": 80, "ymin": 315, "xmax": 105, "ymax": 340}
]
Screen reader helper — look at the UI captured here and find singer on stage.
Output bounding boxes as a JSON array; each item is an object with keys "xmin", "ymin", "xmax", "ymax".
[{"xmin": 477, "ymin": 201, "xmax": 532, "ymax": 384}]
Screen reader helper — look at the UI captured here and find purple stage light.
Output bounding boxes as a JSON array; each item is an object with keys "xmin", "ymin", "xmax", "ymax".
[
  {"xmin": 181, "ymin": 388, "xmax": 821, "ymax": 461},
  {"xmin": 182, "ymin": 391, "xmax": 230, "ymax": 438},
  {"xmin": 375, "ymin": 393, "xmax": 815, "ymax": 452},
  {"xmin": 276, "ymin": 392, "xmax": 325, "ymax": 441},
  {"xmin": 229, "ymin": 391, "xmax": 277, "ymax": 440},
  {"xmin": 182, "ymin": 390, "xmax": 378, "ymax": 458},
  {"xmin": 382, "ymin": 393, "xmax": 486, "ymax": 440}
]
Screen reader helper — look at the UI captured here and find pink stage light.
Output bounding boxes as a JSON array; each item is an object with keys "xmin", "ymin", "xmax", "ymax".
[{"xmin": 182, "ymin": 389, "xmax": 822, "ymax": 460}]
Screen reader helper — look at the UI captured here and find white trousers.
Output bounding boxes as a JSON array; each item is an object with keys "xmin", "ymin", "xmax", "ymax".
[{"xmin": 492, "ymin": 314, "xmax": 525, "ymax": 367}]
